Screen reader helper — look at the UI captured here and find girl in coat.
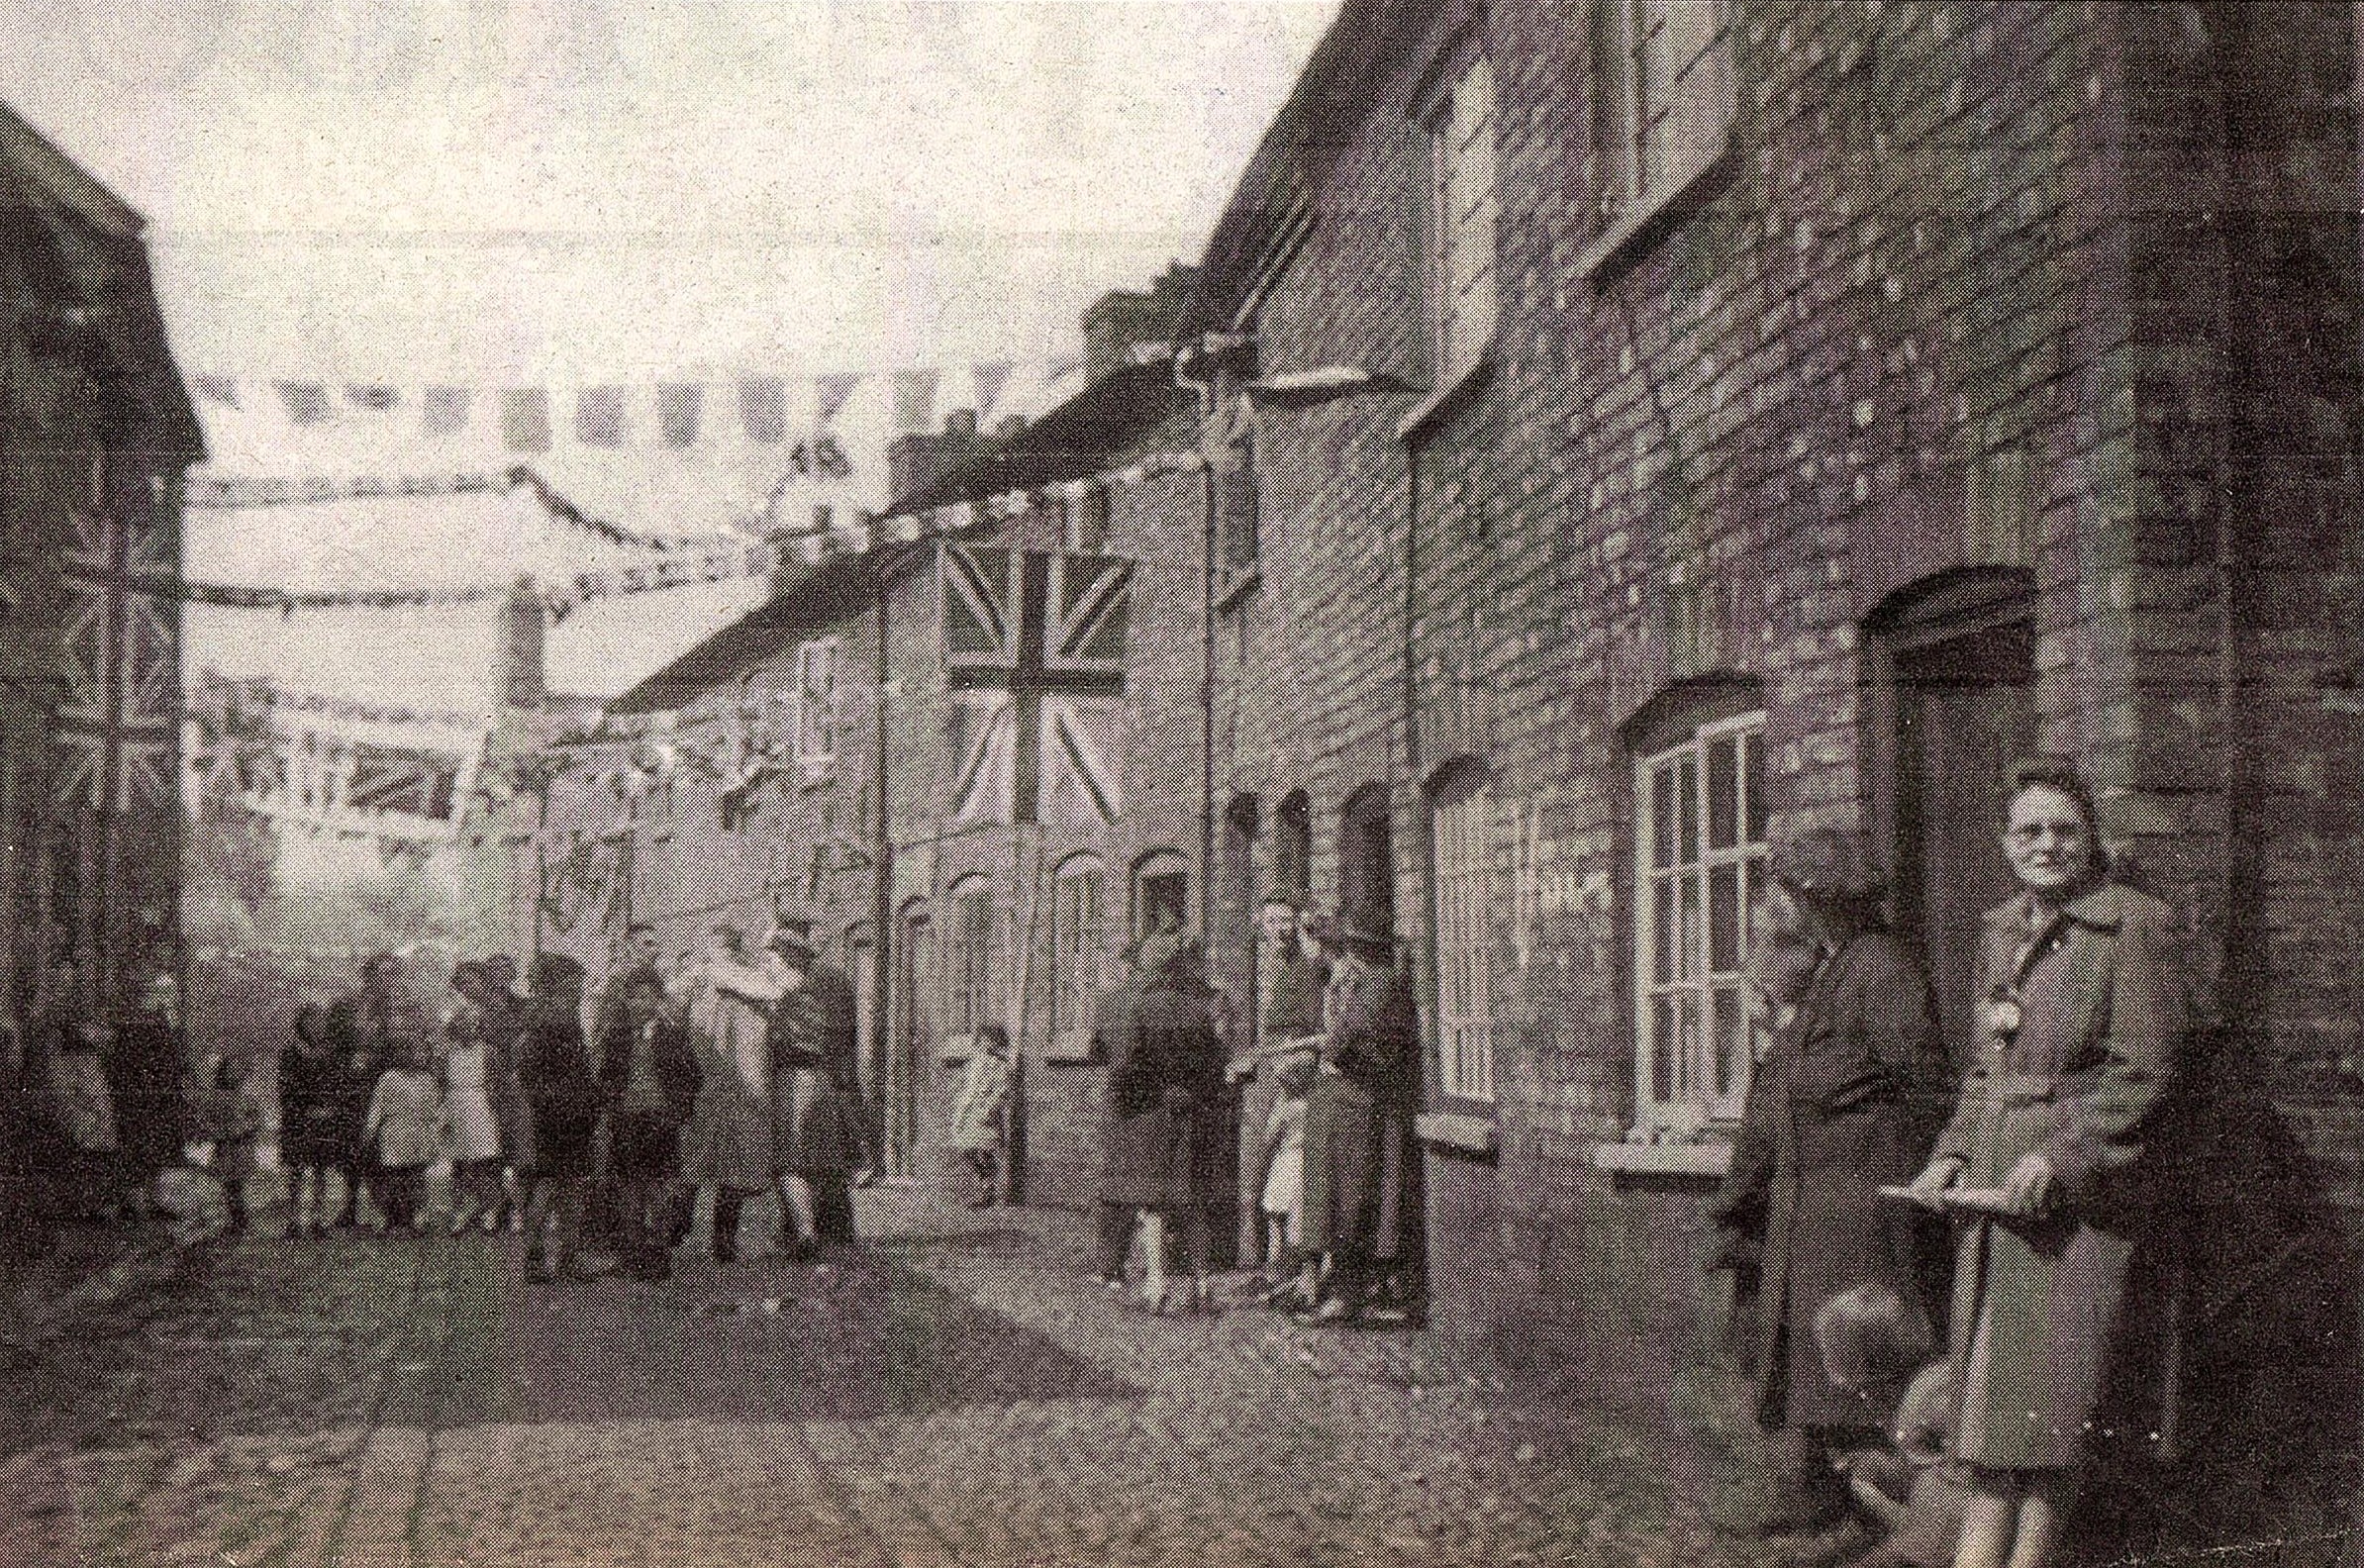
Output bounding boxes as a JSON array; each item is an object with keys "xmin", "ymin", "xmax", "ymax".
[
  {"xmin": 362, "ymin": 1035, "xmax": 443, "ymax": 1232},
  {"xmin": 279, "ymin": 1003, "xmax": 340, "ymax": 1235},
  {"xmin": 1909, "ymin": 758, "xmax": 2193, "ymax": 1568}
]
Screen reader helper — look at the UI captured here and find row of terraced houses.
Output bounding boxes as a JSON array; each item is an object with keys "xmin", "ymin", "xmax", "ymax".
[{"xmin": 485, "ymin": 4, "xmax": 2363, "ymax": 1546}]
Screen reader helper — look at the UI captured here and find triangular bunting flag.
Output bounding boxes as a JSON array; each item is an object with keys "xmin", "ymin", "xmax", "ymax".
[
  {"xmin": 345, "ymin": 384, "xmax": 399, "ymax": 413},
  {"xmin": 972, "ymin": 360, "xmax": 1014, "ymax": 424},
  {"xmin": 192, "ymin": 374, "xmax": 239, "ymax": 407},
  {"xmin": 576, "ymin": 385, "xmax": 627, "ymax": 447},
  {"xmin": 657, "ymin": 382, "xmax": 702, "ymax": 447},
  {"xmin": 422, "ymin": 386, "xmax": 470, "ymax": 436},
  {"xmin": 739, "ymin": 377, "xmax": 786, "ymax": 443},
  {"xmin": 501, "ymin": 389, "xmax": 552, "ymax": 453},
  {"xmin": 275, "ymin": 381, "xmax": 331, "ymax": 426},
  {"xmin": 815, "ymin": 371, "xmax": 862, "ymax": 428}
]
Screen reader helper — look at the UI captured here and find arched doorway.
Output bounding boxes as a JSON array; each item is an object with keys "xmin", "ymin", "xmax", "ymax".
[{"xmin": 1867, "ymin": 567, "xmax": 2037, "ymax": 1065}]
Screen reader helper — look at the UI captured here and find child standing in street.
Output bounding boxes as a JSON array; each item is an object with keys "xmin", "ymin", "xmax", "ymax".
[
  {"xmin": 1258, "ymin": 1053, "xmax": 1314, "ymax": 1306},
  {"xmin": 362, "ymin": 1036, "xmax": 443, "ymax": 1233},
  {"xmin": 948, "ymin": 1026, "xmax": 1011, "ymax": 1209}
]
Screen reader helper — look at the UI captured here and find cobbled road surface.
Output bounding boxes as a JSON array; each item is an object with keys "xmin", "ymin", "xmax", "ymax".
[{"xmin": 0, "ymin": 1189, "xmax": 1795, "ymax": 1568}]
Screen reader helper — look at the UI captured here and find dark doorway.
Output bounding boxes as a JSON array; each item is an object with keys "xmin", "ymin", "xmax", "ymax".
[
  {"xmin": 1338, "ymin": 785, "xmax": 1396, "ymax": 942},
  {"xmin": 1872, "ymin": 571, "xmax": 2036, "ymax": 1068}
]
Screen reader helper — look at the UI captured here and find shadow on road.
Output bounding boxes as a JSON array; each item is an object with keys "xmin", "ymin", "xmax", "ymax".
[{"xmin": 1, "ymin": 1235, "xmax": 1141, "ymax": 1457}]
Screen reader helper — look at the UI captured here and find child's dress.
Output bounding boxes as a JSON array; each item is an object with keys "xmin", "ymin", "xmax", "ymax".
[
  {"xmin": 1260, "ymin": 1094, "xmax": 1307, "ymax": 1243},
  {"xmin": 949, "ymin": 1052, "xmax": 1010, "ymax": 1154},
  {"xmin": 364, "ymin": 1067, "xmax": 444, "ymax": 1170},
  {"xmin": 441, "ymin": 1035, "xmax": 503, "ymax": 1167}
]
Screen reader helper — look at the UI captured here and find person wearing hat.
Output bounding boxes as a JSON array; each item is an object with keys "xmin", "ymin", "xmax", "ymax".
[
  {"xmin": 1297, "ymin": 915, "xmax": 1418, "ymax": 1325},
  {"xmin": 760, "ymin": 920, "xmax": 864, "ymax": 1260},
  {"xmin": 1710, "ymin": 828, "xmax": 1948, "ymax": 1537}
]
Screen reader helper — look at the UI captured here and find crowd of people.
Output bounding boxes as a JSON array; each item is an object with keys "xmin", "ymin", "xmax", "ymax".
[
  {"xmin": 1041, "ymin": 905, "xmax": 1421, "ymax": 1327},
  {"xmin": 270, "ymin": 919, "xmax": 869, "ymax": 1285}
]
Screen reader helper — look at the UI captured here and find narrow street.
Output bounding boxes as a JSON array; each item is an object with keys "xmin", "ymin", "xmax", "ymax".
[{"xmin": 0, "ymin": 1191, "xmax": 1767, "ymax": 1568}]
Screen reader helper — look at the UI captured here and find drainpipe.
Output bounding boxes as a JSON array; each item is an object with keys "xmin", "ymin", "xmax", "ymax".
[{"xmin": 1175, "ymin": 341, "xmax": 1223, "ymax": 939}]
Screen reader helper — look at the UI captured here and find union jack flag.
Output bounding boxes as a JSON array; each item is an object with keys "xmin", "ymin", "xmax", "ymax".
[
  {"xmin": 939, "ymin": 545, "xmax": 1131, "ymax": 826},
  {"xmin": 54, "ymin": 452, "xmax": 179, "ymax": 815}
]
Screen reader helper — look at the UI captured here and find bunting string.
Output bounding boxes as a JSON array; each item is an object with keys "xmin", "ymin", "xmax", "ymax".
[{"xmin": 187, "ymin": 353, "xmax": 1087, "ymax": 454}]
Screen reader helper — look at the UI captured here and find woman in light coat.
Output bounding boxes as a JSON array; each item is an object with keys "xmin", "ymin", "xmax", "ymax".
[
  {"xmin": 1909, "ymin": 758, "xmax": 2194, "ymax": 1568},
  {"xmin": 678, "ymin": 928, "xmax": 775, "ymax": 1264}
]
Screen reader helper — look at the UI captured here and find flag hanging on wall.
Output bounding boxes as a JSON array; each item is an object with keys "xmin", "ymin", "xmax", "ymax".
[
  {"xmin": 939, "ymin": 544, "xmax": 1131, "ymax": 826},
  {"xmin": 53, "ymin": 452, "xmax": 178, "ymax": 815}
]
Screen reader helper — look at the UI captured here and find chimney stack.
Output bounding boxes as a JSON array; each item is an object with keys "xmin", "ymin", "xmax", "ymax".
[{"xmin": 493, "ymin": 578, "xmax": 545, "ymax": 711}]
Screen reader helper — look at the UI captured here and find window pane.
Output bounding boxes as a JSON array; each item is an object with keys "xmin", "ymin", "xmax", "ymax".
[
  {"xmin": 1677, "ymin": 872, "xmax": 1703, "ymax": 981},
  {"xmin": 1707, "ymin": 734, "xmax": 1738, "ymax": 849},
  {"xmin": 1674, "ymin": 992, "xmax": 1701, "ymax": 1101},
  {"xmin": 1710, "ymin": 985, "xmax": 1744, "ymax": 1099},
  {"xmin": 1743, "ymin": 729, "xmax": 1767, "ymax": 843},
  {"xmin": 1651, "ymin": 875, "xmax": 1674, "ymax": 983},
  {"xmin": 1709, "ymin": 861, "xmax": 1740, "ymax": 972},
  {"xmin": 1652, "ymin": 996, "xmax": 1677, "ymax": 1105},
  {"xmin": 1650, "ymin": 763, "xmax": 1676, "ymax": 870},
  {"xmin": 1677, "ymin": 753, "xmax": 1699, "ymax": 865}
]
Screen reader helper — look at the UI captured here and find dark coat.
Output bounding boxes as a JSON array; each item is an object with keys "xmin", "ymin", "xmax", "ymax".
[
  {"xmin": 768, "ymin": 970, "xmax": 863, "ymax": 1177},
  {"xmin": 1300, "ymin": 957, "xmax": 1418, "ymax": 1257},
  {"xmin": 518, "ymin": 1006, "xmax": 601, "ymax": 1178},
  {"xmin": 0, "ymin": 1058, "xmax": 59, "ymax": 1262},
  {"xmin": 1104, "ymin": 971, "xmax": 1228, "ymax": 1210},
  {"xmin": 1934, "ymin": 882, "xmax": 2190, "ymax": 1469},
  {"xmin": 1093, "ymin": 981, "xmax": 1158, "ymax": 1205},
  {"xmin": 597, "ymin": 1014, "xmax": 702, "ymax": 1178},
  {"xmin": 1262, "ymin": 951, "xmax": 1330, "ymax": 1042},
  {"xmin": 278, "ymin": 1042, "xmax": 344, "ymax": 1168},
  {"xmin": 109, "ymin": 1009, "xmax": 186, "ymax": 1175},
  {"xmin": 1714, "ymin": 929, "xmax": 1947, "ymax": 1430},
  {"xmin": 322, "ymin": 989, "xmax": 392, "ymax": 1155}
]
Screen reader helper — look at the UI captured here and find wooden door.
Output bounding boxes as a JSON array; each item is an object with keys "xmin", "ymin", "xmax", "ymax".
[{"xmin": 1890, "ymin": 620, "xmax": 2035, "ymax": 1068}]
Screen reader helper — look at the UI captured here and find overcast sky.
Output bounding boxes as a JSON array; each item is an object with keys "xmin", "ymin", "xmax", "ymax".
[{"xmin": 1, "ymin": 0, "xmax": 1336, "ymax": 384}]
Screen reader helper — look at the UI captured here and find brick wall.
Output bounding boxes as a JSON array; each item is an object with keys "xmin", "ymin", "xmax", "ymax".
[{"xmin": 1210, "ymin": 4, "xmax": 2364, "ymax": 1480}]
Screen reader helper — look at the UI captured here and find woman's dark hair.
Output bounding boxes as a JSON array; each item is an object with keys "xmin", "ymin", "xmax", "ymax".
[
  {"xmin": 2000, "ymin": 754, "xmax": 2111, "ymax": 874},
  {"xmin": 294, "ymin": 1003, "xmax": 328, "ymax": 1044}
]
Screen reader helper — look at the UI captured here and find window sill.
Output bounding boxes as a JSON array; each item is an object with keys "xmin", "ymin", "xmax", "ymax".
[
  {"xmin": 1416, "ymin": 1110, "xmax": 1499, "ymax": 1159},
  {"xmin": 1214, "ymin": 567, "xmax": 1261, "ymax": 615},
  {"xmin": 1576, "ymin": 145, "xmax": 1737, "ymax": 287},
  {"xmin": 1041, "ymin": 1029, "xmax": 1101, "ymax": 1066},
  {"xmin": 1395, "ymin": 352, "xmax": 1491, "ymax": 443},
  {"xmin": 1591, "ymin": 1139, "xmax": 1732, "ymax": 1180}
]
